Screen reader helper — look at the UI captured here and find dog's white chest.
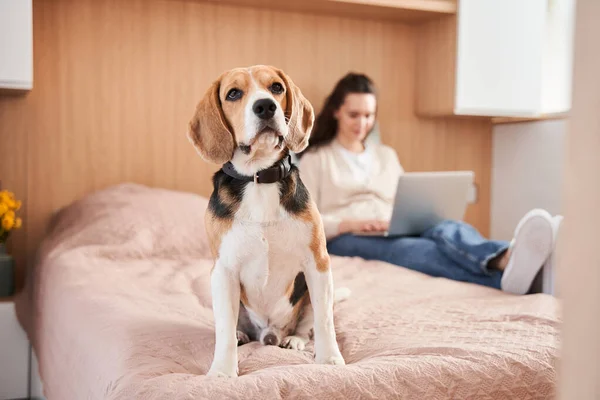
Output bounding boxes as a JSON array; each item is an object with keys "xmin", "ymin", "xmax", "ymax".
[
  {"xmin": 218, "ymin": 183, "xmax": 313, "ymax": 324},
  {"xmin": 235, "ymin": 182, "xmax": 282, "ymax": 222},
  {"xmin": 228, "ymin": 182, "xmax": 313, "ymax": 266}
]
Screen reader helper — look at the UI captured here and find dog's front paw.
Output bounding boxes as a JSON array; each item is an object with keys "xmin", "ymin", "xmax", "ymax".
[
  {"xmin": 281, "ymin": 335, "xmax": 308, "ymax": 351},
  {"xmin": 207, "ymin": 363, "xmax": 238, "ymax": 378},
  {"xmin": 316, "ymin": 352, "xmax": 346, "ymax": 366}
]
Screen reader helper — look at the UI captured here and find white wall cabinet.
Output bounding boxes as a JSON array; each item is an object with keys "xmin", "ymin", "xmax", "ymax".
[
  {"xmin": 455, "ymin": 0, "xmax": 547, "ymax": 117},
  {"xmin": 418, "ymin": 0, "xmax": 575, "ymax": 118},
  {"xmin": 456, "ymin": 0, "xmax": 575, "ymax": 117},
  {"xmin": 0, "ymin": 0, "xmax": 33, "ymax": 91}
]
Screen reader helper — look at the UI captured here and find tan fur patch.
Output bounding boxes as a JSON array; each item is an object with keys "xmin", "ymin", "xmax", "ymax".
[
  {"xmin": 284, "ymin": 291, "xmax": 311, "ymax": 336},
  {"xmin": 217, "ymin": 185, "xmax": 236, "ymax": 206},
  {"xmin": 280, "ymin": 172, "xmax": 297, "ymax": 204},
  {"xmin": 297, "ymin": 203, "xmax": 330, "ymax": 273},
  {"xmin": 188, "ymin": 78, "xmax": 235, "ymax": 165},
  {"xmin": 219, "ymin": 70, "xmax": 252, "ymax": 139},
  {"xmin": 251, "ymin": 66, "xmax": 288, "ymax": 111},
  {"xmin": 205, "ymin": 211, "xmax": 233, "ymax": 272},
  {"xmin": 240, "ymin": 283, "xmax": 249, "ymax": 306},
  {"xmin": 274, "ymin": 67, "xmax": 314, "ymax": 153},
  {"xmin": 310, "ymin": 223, "xmax": 331, "ymax": 273},
  {"xmin": 293, "ymin": 292, "xmax": 310, "ymax": 319},
  {"xmin": 284, "ymin": 275, "xmax": 298, "ymax": 299}
]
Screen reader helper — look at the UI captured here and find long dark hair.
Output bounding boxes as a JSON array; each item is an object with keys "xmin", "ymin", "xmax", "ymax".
[{"xmin": 299, "ymin": 72, "xmax": 377, "ymax": 158}]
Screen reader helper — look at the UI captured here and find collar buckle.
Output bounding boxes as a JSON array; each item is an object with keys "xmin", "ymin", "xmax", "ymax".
[{"xmin": 254, "ymin": 173, "xmax": 259, "ymax": 184}]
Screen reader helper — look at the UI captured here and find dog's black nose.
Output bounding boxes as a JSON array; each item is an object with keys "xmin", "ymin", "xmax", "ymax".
[
  {"xmin": 253, "ymin": 98, "xmax": 277, "ymax": 120},
  {"xmin": 262, "ymin": 333, "xmax": 279, "ymax": 346}
]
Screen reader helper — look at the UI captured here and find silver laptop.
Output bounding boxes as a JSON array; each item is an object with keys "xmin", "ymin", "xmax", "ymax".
[{"xmin": 356, "ymin": 171, "xmax": 474, "ymax": 237}]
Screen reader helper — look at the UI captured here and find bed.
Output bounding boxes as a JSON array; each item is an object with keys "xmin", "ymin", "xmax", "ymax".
[{"xmin": 15, "ymin": 183, "xmax": 560, "ymax": 399}]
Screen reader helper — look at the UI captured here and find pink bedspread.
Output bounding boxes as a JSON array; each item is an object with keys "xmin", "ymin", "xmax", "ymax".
[{"xmin": 16, "ymin": 183, "xmax": 560, "ymax": 400}]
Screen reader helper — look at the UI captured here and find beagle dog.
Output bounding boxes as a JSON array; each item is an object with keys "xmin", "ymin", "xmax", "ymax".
[{"xmin": 188, "ymin": 65, "xmax": 347, "ymax": 378}]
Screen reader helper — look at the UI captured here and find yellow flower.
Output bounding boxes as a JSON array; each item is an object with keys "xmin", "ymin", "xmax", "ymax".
[
  {"xmin": 14, "ymin": 218, "xmax": 22, "ymax": 229},
  {"xmin": 2, "ymin": 213, "xmax": 14, "ymax": 231},
  {"xmin": 0, "ymin": 203, "xmax": 7, "ymax": 216},
  {"xmin": 0, "ymin": 191, "xmax": 21, "ymax": 211}
]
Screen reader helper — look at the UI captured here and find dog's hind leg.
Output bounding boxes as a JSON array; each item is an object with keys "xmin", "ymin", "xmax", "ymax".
[
  {"xmin": 236, "ymin": 330, "xmax": 251, "ymax": 346},
  {"xmin": 236, "ymin": 303, "xmax": 258, "ymax": 346},
  {"xmin": 282, "ymin": 286, "xmax": 351, "ymax": 348},
  {"xmin": 281, "ymin": 304, "xmax": 312, "ymax": 351}
]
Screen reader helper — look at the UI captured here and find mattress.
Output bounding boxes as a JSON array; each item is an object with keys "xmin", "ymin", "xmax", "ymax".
[{"xmin": 15, "ymin": 183, "xmax": 560, "ymax": 399}]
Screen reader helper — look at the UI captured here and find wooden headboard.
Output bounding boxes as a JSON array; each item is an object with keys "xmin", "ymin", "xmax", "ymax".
[{"xmin": 0, "ymin": 0, "xmax": 491, "ymax": 291}]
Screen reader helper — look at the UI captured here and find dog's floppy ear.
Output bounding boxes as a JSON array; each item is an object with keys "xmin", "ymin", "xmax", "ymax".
[
  {"xmin": 277, "ymin": 69, "xmax": 314, "ymax": 153},
  {"xmin": 188, "ymin": 78, "xmax": 235, "ymax": 164}
]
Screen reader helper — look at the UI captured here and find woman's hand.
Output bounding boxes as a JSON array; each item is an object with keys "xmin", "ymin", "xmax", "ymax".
[{"xmin": 338, "ymin": 219, "xmax": 389, "ymax": 235}]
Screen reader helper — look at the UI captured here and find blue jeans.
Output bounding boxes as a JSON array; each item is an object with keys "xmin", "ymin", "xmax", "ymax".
[{"xmin": 327, "ymin": 220, "xmax": 509, "ymax": 289}]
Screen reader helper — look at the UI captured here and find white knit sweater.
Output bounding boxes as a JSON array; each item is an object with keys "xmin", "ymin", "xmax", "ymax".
[{"xmin": 299, "ymin": 140, "xmax": 404, "ymax": 239}]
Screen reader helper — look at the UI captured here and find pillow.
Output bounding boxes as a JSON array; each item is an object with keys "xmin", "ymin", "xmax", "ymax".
[{"xmin": 40, "ymin": 183, "xmax": 211, "ymax": 261}]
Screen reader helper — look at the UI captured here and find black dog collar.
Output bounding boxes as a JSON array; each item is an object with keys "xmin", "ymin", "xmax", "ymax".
[{"xmin": 222, "ymin": 155, "xmax": 293, "ymax": 184}]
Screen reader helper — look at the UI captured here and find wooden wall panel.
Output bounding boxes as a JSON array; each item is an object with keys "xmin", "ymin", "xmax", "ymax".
[
  {"xmin": 415, "ymin": 15, "xmax": 457, "ymax": 116},
  {"xmin": 0, "ymin": 95, "xmax": 30, "ymax": 290},
  {"xmin": 0, "ymin": 0, "xmax": 491, "ymax": 291}
]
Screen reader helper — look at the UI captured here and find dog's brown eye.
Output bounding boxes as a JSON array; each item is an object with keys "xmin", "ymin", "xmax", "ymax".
[
  {"xmin": 226, "ymin": 88, "xmax": 243, "ymax": 101},
  {"xmin": 269, "ymin": 82, "xmax": 284, "ymax": 95}
]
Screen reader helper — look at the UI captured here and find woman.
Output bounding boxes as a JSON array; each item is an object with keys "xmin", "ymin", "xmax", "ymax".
[{"xmin": 298, "ymin": 73, "xmax": 562, "ymax": 295}]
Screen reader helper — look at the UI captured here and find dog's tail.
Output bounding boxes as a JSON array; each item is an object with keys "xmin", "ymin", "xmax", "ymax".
[{"xmin": 334, "ymin": 287, "xmax": 351, "ymax": 303}]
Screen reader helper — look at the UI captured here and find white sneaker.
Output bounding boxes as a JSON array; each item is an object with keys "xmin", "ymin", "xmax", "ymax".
[
  {"xmin": 541, "ymin": 215, "xmax": 563, "ymax": 295},
  {"xmin": 501, "ymin": 209, "xmax": 554, "ymax": 295}
]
